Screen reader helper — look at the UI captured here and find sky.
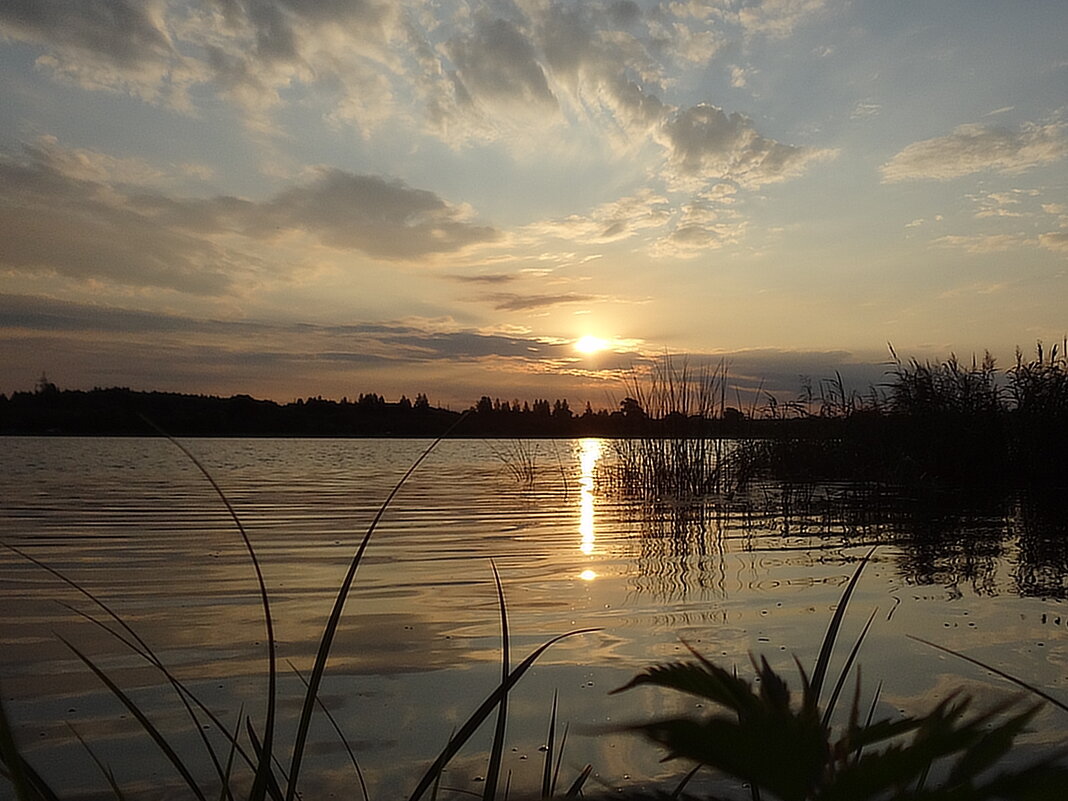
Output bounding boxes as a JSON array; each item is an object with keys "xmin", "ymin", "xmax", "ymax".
[{"xmin": 1, "ymin": 1, "xmax": 1066, "ymax": 410}]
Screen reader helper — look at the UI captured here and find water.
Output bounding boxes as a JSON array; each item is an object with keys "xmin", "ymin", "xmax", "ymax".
[{"xmin": 0, "ymin": 437, "xmax": 1065, "ymax": 799}]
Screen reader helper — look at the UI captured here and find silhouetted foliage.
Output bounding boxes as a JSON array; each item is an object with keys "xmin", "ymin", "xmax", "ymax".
[{"xmin": 4, "ymin": 341, "xmax": 1067, "ymax": 489}]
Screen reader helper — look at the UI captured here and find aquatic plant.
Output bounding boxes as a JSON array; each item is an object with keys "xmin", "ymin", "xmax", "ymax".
[
  {"xmin": 612, "ymin": 552, "xmax": 1068, "ymax": 800},
  {"xmin": 1007, "ymin": 339, "xmax": 1068, "ymax": 483},
  {"xmin": 0, "ymin": 427, "xmax": 596, "ymax": 801},
  {"xmin": 608, "ymin": 357, "xmax": 757, "ymax": 500}
]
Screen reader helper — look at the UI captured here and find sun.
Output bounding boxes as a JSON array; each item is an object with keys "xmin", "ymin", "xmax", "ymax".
[{"xmin": 574, "ymin": 335, "xmax": 609, "ymax": 354}]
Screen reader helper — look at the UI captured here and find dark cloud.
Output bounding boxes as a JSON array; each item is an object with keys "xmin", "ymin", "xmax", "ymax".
[
  {"xmin": 259, "ymin": 170, "xmax": 499, "ymax": 259},
  {"xmin": 629, "ymin": 349, "xmax": 892, "ymax": 401},
  {"xmin": 0, "ymin": 293, "xmax": 896, "ymax": 407},
  {"xmin": 0, "ymin": 144, "xmax": 500, "ymax": 294},
  {"xmin": 0, "ymin": 0, "xmax": 173, "ymax": 69},
  {"xmin": 137, "ymin": 168, "xmax": 500, "ymax": 259},
  {"xmin": 447, "ymin": 273, "xmax": 519, "ymax": 284},
  {"xmin": 0, "ymin": 156, "xmax": 237, "ymax": 295},
  {"xmin": 446, "ymin": 16, "xmax": 556, "ymax": 110},
  {"xmin": 0, "ymin": 293, "xmax": 566, "ymax": 365},
  {"xmin": 487, "ymin": 292, "xmax": 598, "ymax": 311},
  {"xmin": 659, "ymin": 104, "xmax": 831, "ymax": 188}
]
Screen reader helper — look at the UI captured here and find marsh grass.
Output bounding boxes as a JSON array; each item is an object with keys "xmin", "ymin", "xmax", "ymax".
[
  {"xmin": 747, "ymin": 343, "xmax": 1068, "ymax": 492},
  {"xmin": 612, "ymin": 551, "xmax": 1068, "ymax": 800},
  {"xmin": 0, "ymin": 426, "xmax": 597, "ymax": 801},
  {"xmin": 608, "ymin": 358, "xmax": 762, "ymax": 501}
]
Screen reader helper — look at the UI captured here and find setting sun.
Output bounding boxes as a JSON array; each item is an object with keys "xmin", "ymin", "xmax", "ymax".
[{"xmin": 574, "ymin": 335, "xmax": 608, "ymax": 354}]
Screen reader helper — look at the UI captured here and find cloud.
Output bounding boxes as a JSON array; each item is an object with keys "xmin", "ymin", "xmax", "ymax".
[
  {"xmin": 850, "ymin": 101, "xmax": 882, "ymax": 120},
  {"xmin": 1039, "ymin": 232, "xmax": 1068, "ymax": 253},
  {"xmin": 0, "ymin": 295, "xmax": 907, "ymax": 409},
  {"xmin": 256, "ymin": 169, "xmax": 499, "ymax": 259},
  {"xmin": 524, "ymin": 189, "xmax": 673, "ymax": 244},
  {"xmin": 0, "ymin": 0, "xmax": 171, "ymax": 65},
  {"xmin": 0, "ymin": 141, "xmax": 499, "ymax": 294},
  {"xmin": 0, "ymin": 292, "xmax": 592, "ymax": 369},
  {"xmin": 667, "ymin": 0, "xmax": 830, "ymax": 40},
  {"xmin": 0, "ymin": 0, "xmax": 834, "ymax": 176},
  {"xmin": 0, "ymin": 0, "xmax": 199, "ymax": 105},
  {"xmin": 486, "ymin": 293, "xmax": 598, "ymax": 312},
  {"xmin": 0, "ymin": 0, "xmax": 403, "ymax": 125},
  {"xmin": 3, "ymin": 2, "xmax": 836, "ymax": 263},
  {"xmin": 733, "ymin": 0, "xmax": 831, "ymax": 39},
  {"xmin": 970, "ymin": 188, "xmax": 1041, "ymax": 219},
  {"xmin": 447, "ymin": 273, "xmax": 519, "ymax": 285},
  {"xmin": 0, "ymin": 149, "xmax": 239, "ymax": 295},
  {"xmin": 27, "ymin": 134, "xmax": 168, "ymax": 185},
  {"xmin": 881, "ymin": 122, "xmax": 1068, "ymax": 182},
  {"xmin": 446, "ymin": 16, "xmax": 556, "ymax": 113},
  {"xmin": 658, "ymin": 103, "xmax": 835, "ymax": 189},
  {"xmin": 933, "ymin": 234, "xmax": 1028, "ymax": 254}
]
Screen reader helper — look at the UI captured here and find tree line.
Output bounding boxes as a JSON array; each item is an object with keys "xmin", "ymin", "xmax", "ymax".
[{"xmin": 1, "ymin": 377, "xmax": 751, "ymax": 438}]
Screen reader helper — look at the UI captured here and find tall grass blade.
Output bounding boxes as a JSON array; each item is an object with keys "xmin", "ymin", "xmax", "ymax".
[
  {"xmin": 907, "ymin": 636, "xmax": 1068, "ymax": 715},
  {"xmin": 58, "ymin": 601, "xmax": 240, "ymax": 785},
  {"xmin": 244, "ymin": 720, "xmax": 286, "ymax": 800},
  {"xmin": 407, "ymin": 628, "xmax": 599, "ymax": 801},
  {"xmin": 58, "ymin": 635, "xmax": 208, "ymax": 801},
  {"xmin": 66, "ymin": 722, "xmax": 128, "ymax": 801},
  {"xmin": 541, "ymin": 691, "xmax": 558, "ymax": 799},
  {"xmin": 148, "ymin": 430, "xmax": 278, "ymax": 801},
  {"xmin": 671, "ymin": 762, "xmax": 702, "ymax": 798},
  {"xmin": 854, "ymin": 680, "xmax": 883, "ymax": 762},
  {"xmin": 811, "ymin": 548, "xmax": 875, "ymax": 703},
  {"xmin": 4, "ymin": 543, "xmax": 243, "ymax": 780},
  {"xmin": 287, "ymin": 662, "xmax": 369, "ymax": 801},
  {"xmin": 286, "ymin": 416, "xmax": 468, "ymax": 801},
  {"xmin": 0, "ymin": 688, "xmax": 61, "ymax": 801},
  {"xmin": 483, "ymin": 562, "xmax": 510, "ymax": 801},
  {"xmin": 563, "ymin": 764, "xmax": 591, "ymax": 797},
  {"xmin": 821, "ymin": 607, "xmax": 878, "ymax": 729},
  {"xmin": 550, "ymin": 723, "xmax": 569, "ymax": 799},
  {"xmin": 217, "ymin": 706, "xmax": 243, "ymax": 801}
]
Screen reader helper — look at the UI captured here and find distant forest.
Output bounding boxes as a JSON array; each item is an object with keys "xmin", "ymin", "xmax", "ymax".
[{"xmin": 0, "ymin": 377, "xmax": 754, "ymax": 438}]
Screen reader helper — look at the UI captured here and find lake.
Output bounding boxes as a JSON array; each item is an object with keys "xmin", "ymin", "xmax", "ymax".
[{"xmin": 1, "ymin": 437, "xmax": 1065, "ymax": 800}]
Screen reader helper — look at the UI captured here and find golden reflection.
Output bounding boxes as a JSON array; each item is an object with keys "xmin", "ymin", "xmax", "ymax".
[
  {"xmin": 579, "ymin": 569, "xmax": 598, "ymax": 581},
  {"xmin": 578, "ymin": 438, "xmax": 602, "ymax": 557}
]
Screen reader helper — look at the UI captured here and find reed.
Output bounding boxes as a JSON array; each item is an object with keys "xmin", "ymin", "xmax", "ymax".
[
  {"xmin": 608, "ymin": 356, "xmax": 757, "ymax": 500},
  {"xmin": 1007, "ymin": 339, "xmax": 1068, "ymax": 483},
  {"xmin": 740, "ymin": 343, "xmax": 1068, "ymax": 492}
]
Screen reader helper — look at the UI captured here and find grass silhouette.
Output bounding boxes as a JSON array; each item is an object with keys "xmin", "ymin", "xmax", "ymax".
[
  {"xmin": 0, "ymin": 425, "xmax": 597, "ymax": 801},
  {"xmin": 610, "ymin": 552, "xmax": 1068, "ymax": 800}
]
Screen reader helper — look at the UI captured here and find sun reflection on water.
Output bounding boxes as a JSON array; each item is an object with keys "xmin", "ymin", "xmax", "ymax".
[{"xmin": 578, "ymin": 438, "xmax": 601, "ymax": 563}]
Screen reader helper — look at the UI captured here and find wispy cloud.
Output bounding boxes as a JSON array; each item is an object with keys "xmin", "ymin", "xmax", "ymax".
[
  {"xmin": 1039, "ymin": 231, "xmax": 1068, "ymax": 253},
  {"xmin": 933, "ymin": 234, "xmax": 1029, "ymax": 254},
  {"xmin": 881, "ymin": 122, "xmax": 1068, "ymax": 182},
  {"xmin": 446, "ymin": 273, "xmax": 519, "ymax": 285},
  {"xmin": 486, "ymin": 292, "xmax": 598, "ymax": 312}
]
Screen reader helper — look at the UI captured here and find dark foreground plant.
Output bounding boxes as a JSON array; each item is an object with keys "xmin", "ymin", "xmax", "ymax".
[
  {"xmin": 0, "ymin": 426, "xmax": 596, "ymax": 801},
  {"xmin": 611, "ymin": 552, "xmax": 1068, "ymax": 800}
]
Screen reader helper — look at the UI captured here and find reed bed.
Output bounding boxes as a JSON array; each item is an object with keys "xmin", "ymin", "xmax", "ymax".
[
  {"xmin": 731, "ymin": 343, "xmax": 1068, "ymax": 493},
  {"xmin": 606, "ymin": 357, "xmax": 763, "ymax": 500}
]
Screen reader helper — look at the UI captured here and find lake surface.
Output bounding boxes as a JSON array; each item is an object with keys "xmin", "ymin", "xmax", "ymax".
[{"xmin": 1, "ymin": 437, "xmax": 1065, "ymax": 800}]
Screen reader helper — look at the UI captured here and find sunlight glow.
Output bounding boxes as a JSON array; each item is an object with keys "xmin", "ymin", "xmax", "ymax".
[
  {"xmin": 578, "ymin": 438, "xmax": 601, "ymax": 556},
  {"xmin": 574, "ymin": 335, "xmax": 609, "ymax": 354},
  {"xmin": 579, "ymin": 569, "xmax": 598, "ymax": 582}
]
